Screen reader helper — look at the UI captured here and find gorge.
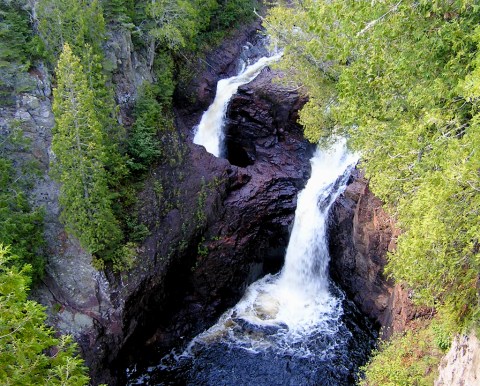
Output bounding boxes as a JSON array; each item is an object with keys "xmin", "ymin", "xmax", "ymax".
[
  {"xmin": 128, "ymin": 46, "xmax": 375, "ymax": 380},
  {"xmin": 2, "ymin": 1, "xmax": 478, "ymax": 385}
]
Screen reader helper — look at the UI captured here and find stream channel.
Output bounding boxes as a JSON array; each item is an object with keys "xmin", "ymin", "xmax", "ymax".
[{"xmin": 127, "ymin": 39, "xmax": 376, "ymax": 386}]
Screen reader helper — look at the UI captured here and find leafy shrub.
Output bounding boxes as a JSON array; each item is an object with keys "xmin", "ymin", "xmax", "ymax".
[{"xmin": 360, "ymin": 323, "xmax": 443, "ymax": 386}]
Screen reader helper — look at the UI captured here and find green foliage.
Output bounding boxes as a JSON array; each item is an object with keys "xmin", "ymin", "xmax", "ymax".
[
  {"xmin": 52, "ymin": 44, "xmax": 122, "ymax": 258},
  {"xmin": 195, "ymin": 177, "xmax": 207, "ymax": 226},
  {"xmin": 359, "ymin": 323, "xmax": 442, "ymax": 386},
  {"xmin": 0, "ymin": 1, "xmax": 45, "ymax": 101},
  {"xmin": 211, "ymin": 0, "xmax": 257, "ymax": 31},
  {"xmin": 0, "ymin": 1, "xmax": 44, "ymax": 65},
  {"xmin": 0, "ymin": 127, "xmax": 45, "ymax": 282},
  {"xmin": 127, "ymin": 83, "xmax": 164, "ymax": 171},
  {"xmin": 266, "ymin": 0, "xmax": 480, "ymax": 330},
  {"xmin": 112, "ymin": 241, "xmax": 137, "ymax": 272},
  {"xmin": 36, "ymin": 0, "xmax": 106, "ymax": 61},
  {"xmin": 431, "ymin": 320, "xmax": 453, "ymax": 352},
  {"xmin": 143, "ymin": 0, "xmax": 217, "ymax": 51},
  {"xmin": 0, "ymin": 245, "xmax": 90, "ymax": 385},
  {"xmin": 197, "ymin": 237, "xmax": 208, "ymax": 257},
  {"xmin": 101, "ymin": 0, "xmax": 135, "ymax": 24},
  {"xmin": 127, "ymin": 51, "xmax": 179, "ymax": 172},
  {"xmin": 0, "ymin": 159, "xmax": 45, "ymax": 282}
]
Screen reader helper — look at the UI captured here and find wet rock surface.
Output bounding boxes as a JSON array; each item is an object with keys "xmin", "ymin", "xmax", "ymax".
[{"xmin": 115, "ymin": 57, "xmax": 314, "ymax": 382}]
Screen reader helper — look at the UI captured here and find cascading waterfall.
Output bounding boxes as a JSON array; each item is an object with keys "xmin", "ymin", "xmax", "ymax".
[
  {"xmin": 188, "ymin": 139, "xmax": 358, "ymax": 348},
  {"xmin": 128, "ymin": 140, "xmax": 375, "ymax": 385},
  {"xmin": 193, "ymin": 53, "xmax": 282, "ymax": 157},
  {"xmin": 127, "ymin": 36, "xmax": 376, "ymax": 384}
]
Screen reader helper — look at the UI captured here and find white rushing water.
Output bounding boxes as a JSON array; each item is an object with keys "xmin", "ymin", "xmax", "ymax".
[
  {"xmin": 178, "ymin": 139, "xmax": 359, "ymax": 357},
  {"xmin": 193, "ymin": 53, "xmax": 282, "ymax": 157}
]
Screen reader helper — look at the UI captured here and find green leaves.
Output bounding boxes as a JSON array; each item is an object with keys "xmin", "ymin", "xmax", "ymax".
[
  {"xmin": 266, "ymin": 0, "xmax": 480, "ymax": 330},
  {"xmin": 0, "ymin": 245, "xmax": 89, "ymax": 385},
  {"xmin": 359, "ymin": 323, "xmax": 443, "ymax": 386},
  {"xmin": 0, "ymin": 129, "xmax": 45, "ymax": 283},
  {"xmin": 145, "ymin": 0, "xmax": 216, "ymax": 51},
  {"xmin": 37, "ymin": 0, "xmax": 106, "ymax": 62},
  {"xmin": 52, "ymin": 44, "xmax": 122, "ymax": 257}
]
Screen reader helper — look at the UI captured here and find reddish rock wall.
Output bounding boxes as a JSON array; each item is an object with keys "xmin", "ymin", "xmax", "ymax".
[{"xmin": 329, "ymin": 170, "xmax": 430, "ymax": 337}]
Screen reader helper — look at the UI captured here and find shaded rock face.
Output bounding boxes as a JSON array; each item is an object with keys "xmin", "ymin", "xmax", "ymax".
[
  {"xmin": 114, "ymin": 66, "xmax": 313, "ymax": 381},
  {"xmin": 0, "ymin": 61, "xmax": 125, "ymax": 384},
  {"xmin": 175, "ymin": 19, "xmax": 265, "ymax": 116},
  {"xmin": 28, "ymin": 27, "xmax": 154, "ymax": 385},
  {"xmin": 328, "ymin": 170, "xmax": 430, "ymax": 337},
  {"xmin": 18, "ymin": 20, "xmax": 309, "ymax": 384},
  {"xmin": 435, "ymin": 332, "xmax": 480, "ymax": 386},
  {"xmin": 104, "ymin": 28, "xmax": 154, "ymax": 126}
]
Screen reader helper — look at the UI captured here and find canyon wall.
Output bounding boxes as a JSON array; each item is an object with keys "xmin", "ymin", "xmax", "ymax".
[
  {"xmin": 6, "ymin": 15, "xmax": 476, "ymax": 385},
  {"xmin": 24, "ymin": 22, "xmax": 314, "ymax": 383},
  {"xmin": 329, "ymin": 169, "xmax": 434, "ymax": 337}
]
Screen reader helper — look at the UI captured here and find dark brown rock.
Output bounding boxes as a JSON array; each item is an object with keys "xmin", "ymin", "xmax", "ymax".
[{"xmin": 329, "ymin": 169, "xmax": 432, "ymax": 337}]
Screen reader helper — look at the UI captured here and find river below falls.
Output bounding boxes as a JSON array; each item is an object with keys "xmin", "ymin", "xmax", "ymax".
[
  {"xmin": 126, "ymin": 142, "xmax": 376, "ymax": 385},
  {"xmin": 127, "ymin": 290, "xmax": 375, "ymax": 386},
  {"xmin": 126, "ymin": 41, "xmax": 377, "ymax": 385}
]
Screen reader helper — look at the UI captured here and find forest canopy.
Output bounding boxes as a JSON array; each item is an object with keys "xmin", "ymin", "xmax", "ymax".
[{"xmin": 265, "ymin": 0, "xmax": 480, "ymax": 330}]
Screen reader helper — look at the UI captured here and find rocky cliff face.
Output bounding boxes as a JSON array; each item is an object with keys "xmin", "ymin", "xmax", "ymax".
[
  {"xmin": 435, "ymin": 332, "xmax": 480, "ymax": 386},
  {"xmin": 21, "ymin": 21, "xmax": 313, "ymax": 384},
  {"xmin": 29, "ymin": 26, "xmax": 154, "ymax": 384},
  {"xmin": 9, "ymin": 15, "xmax": 463, "ymax": 386},
  {"xmin": 115, "ymin": 64, "xmax": 313, "ymax": 381},
  {"xmin": 328, "ymin": 169, "xmax": 433, "ymax": 337}
]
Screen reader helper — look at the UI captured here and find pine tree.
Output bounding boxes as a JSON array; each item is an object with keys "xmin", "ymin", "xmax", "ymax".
[
  {"xmin": 0, "ymin": 245, "xmax": 90, "ymax": 385},
  {"xmin": 37, "ymin": 0, "xmax": 106, "ymax": 60},
  {"xmin": 51, "ymin": 44, "xmax": 122, "ymax": 257}
]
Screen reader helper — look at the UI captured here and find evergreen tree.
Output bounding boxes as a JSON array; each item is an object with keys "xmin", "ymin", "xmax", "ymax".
[
  {"xmin": 36, "ymin": 0, "xmax": 106, "ymax": 60},
  {"xmin": 51, "ymin": 44, "xmax": 122, "ymax": 257},
  {"xmin": 145, "ymin": 0, "xmax": 217, "ymax": 51},
  {"xmin": 265, "ymin": 0, "xmax": 480, "ymax": 329},
  {"xmin": 0, "ymin": 245, "xmax": 89, "ymax": 385},
  {"xmin": 0, "ymin": 158, "xmax": 45, "ymax": 282}
]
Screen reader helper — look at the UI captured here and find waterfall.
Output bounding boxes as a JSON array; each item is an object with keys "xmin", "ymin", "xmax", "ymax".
[
  {"xmin": 193, "ymin": 53, "xmax": 282, "ymax": 157},
  {"xmin": 128, "ymin": 137, "xmax": 373, "ymax": 386},
  {"xmin": 272, "ymin": 139, "xmax": 359, "ymax": 330},
  {"xmin": 187, "ymin": 139, "xmax": 358, "ymax": 345}
]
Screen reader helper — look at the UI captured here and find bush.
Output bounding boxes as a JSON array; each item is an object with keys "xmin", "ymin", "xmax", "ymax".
[
  {"xmin": 0, "ymin": 245, "xmax": 90, "ymax": 385},
  {"xmin": 360, "ymin": 323, "xmax": 444, "ymax": 386}
]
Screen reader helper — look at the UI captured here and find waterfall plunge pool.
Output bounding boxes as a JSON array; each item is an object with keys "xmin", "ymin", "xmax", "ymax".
[{"xmin": 127, "ymin": 140, "xmax": 376, "ymax": 385}]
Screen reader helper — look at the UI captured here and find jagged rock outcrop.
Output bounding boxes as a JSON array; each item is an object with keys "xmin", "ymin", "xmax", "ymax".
[
  {"xmin": 115, "ymin": 64, "xmax": 313, "ymax": 380},
  {"xmin": 21, "ymin": 21, "xmax": 311, "ymax": 384},
  {"xmin": 435, "ymin": 332, "xmax": 480, "ymax": 386},
  {"xmin": 29, "ymin": 26, "xmax": 154, "ymax": 384},
  {"xmin": 329, "ymin": 170, "xmax": 432, "ymax": 336},
  {"xmin": 176, "ymin": 19, "xmax": 264, "ymax": 115}
]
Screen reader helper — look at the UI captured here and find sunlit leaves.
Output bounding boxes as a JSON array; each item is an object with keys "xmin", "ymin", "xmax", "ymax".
[
  {"xmin": 266, "ymin": 0, "xmax": 480, "ymax": 329},
  {"xmin": 146, "ymin": 0, "xmax": 217, "ymax": 51},
  {"xmin": 52, "ymin": 44, "xmax": 122, "ymax": 257}
]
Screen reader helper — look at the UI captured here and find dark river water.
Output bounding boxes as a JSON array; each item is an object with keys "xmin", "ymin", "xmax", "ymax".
[{"xmin": 127, "ymin": 142, "xmax": 376, "ymax": 385}]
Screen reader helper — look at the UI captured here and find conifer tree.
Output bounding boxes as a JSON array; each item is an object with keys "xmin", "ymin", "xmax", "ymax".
[
  {"xmin": 51, "ymin": 44, "xmax": 121, "ymax": 257},
  {"xmin": 0, "ymin": 245, "xmax": 89, "ymax": 385},
  {"xmin": 36, "ymin": 0, "xmax": 105, "ymax": 60},
  {"xmin": 265, "ymin": 0, "xmax": 480, "ymax": 329}
]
